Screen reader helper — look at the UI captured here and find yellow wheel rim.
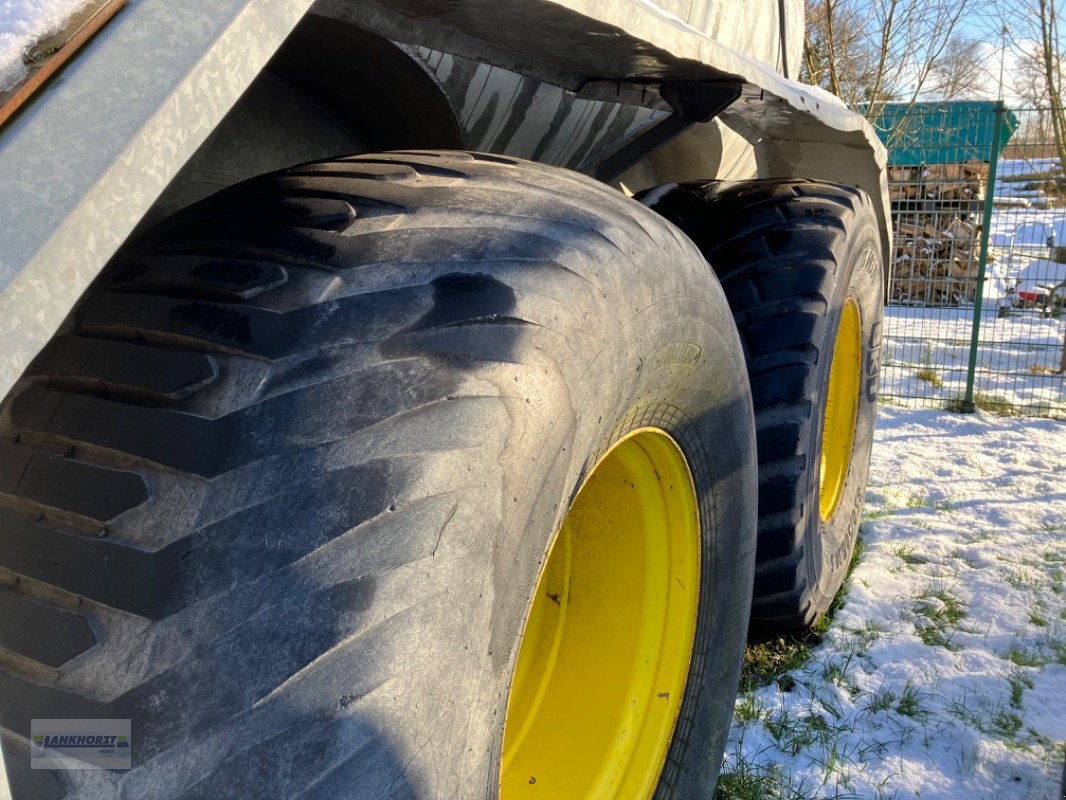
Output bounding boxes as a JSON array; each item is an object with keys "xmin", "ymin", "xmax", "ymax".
[
  {"xmin": 819, "ymin": 298, "xmax": 863, "ymax": 522},
  {"xmin": 499, "ymin": 428, "xmax": 701, "ymax": 799}
]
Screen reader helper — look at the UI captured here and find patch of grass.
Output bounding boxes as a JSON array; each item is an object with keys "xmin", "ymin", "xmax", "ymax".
[
  {"xmin": 762, "ymin": 710, "xmax": 794, "ymax": 748},
  {"xmin": 715, "ymin": 758, "xmax": 839, "ymax": 800},
  {"xmin": 973, "ymin": 393, "xmax": 1020, "ymax": 416},
  {"xmin": 915, "ymin": 366, "xmax": 943, "ymax": 387},
  {"xmin": 916, "ymin": 624, "xmax": 955, "ymax": 649},
  {"xmin": 814, "ymin": 631, "xmax": 874, "ymax": 695},
  {"xmin": 1024, "ymin": 727, "xmax": 1057, "ymax": 751},
  {"xmin": 848, "ymin": 619, "xmax": 887, "ymax": 648},
  {"xmin": 905, "ymin": 492, "xmax": 952, "ymax": 512},
  {"xmin": 764, "ymin": 710, "xmax": 839, "ymax": 757},
  {"xmin": 811, "ymin": 742, "xmax": 854, "ymax": 789},
  {"xmin": 715, "ymin": 762, "xmax": 787, "ymax": 800},
  {"xmin": 741, "ymin": 535, "xmax": 867, "ymax": 691},
  {"xmin": 1002, "ymin": 643, "xmax": 1044, "ymax": 668},
  {"xmin": 1027, "ymin": 363, "xmax": 1057, "ymax": 375},
  {"xmin": 892, "ymin": 544, "xmax": 929, "ymax": 566},
  {"xmin": 1046, "ymin": 638, "xmax": 1066, "ymax": 666},
  {"xmin": 991, "ymin": 709, "xmax": 1024, "ymax": 739},
  {"xmin": 862, "ymin": 505, "xmax": 893, "ymax": 522},
  {"xmin": 739, "ymin": 632, "xmax": 818, "ymax": 693},
  {"xmin": 895, "ymin": 680, "xmax": 927, "ymax": 718},
  {"xmin": 918, "ymin": 587, "xmax": 967, "ymax": 626},
  {"xmin": 1006, "ymin": 569, "xmax": 1040, "ymax": 591},
  {"xmin": 1008, "ymin": 671, "xmax": 1033, "ymax": 709},
  {"xmin": 821, "ymin": 655, "xmax": 861, "ymax": 697},
  {"xmin": 947, "ymin": 696, "xmax": 983, "ymax": 729},
  {"xmin": 864, "ymin": 684, "xmax": 897, "ymax": 713},
  {"xmin": 913, "ymin": 584, "xmax": 967, "ymax": 650},
  {"xmin": 734, "ymin": 692, "xmax": 763, "ymax": 724},
  {"xmin": 905, "ymin": 493, "xmax": 928, "ymax": 509},
  {"xmin": 959, "ymin": 527, "xmax": 996, "ymax": 545},
  {"xmin": 1051, "ymin": 568, "xmax": 1064, "ymax": 595},
  {"xmin": 945, "ymin": 392, "xmax": 1021, "ymax": 416},
  {"xmin": 948, "ymin": 693, "xmax": 1054, "ymax": 756},
  {"xmin": 950, "ymin": 548, "xmax": 980, "ymax": 569}
]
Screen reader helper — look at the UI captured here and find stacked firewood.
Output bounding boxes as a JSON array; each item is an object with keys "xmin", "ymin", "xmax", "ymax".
[
  {"xmin": 887, "ymin": 161, "xmax": 989, "ymax": 203},
  {"xmin": 887, "ymin": 161, "xmax": 988, "ymax": 306}
]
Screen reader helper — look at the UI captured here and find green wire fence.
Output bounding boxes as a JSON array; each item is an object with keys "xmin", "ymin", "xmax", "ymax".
[{"xmin": 874, "ymin": 101, "xmax": 1066, "ymax": 418}]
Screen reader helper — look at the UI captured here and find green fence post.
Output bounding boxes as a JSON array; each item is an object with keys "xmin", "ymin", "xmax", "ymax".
[{"xmin": 961, "ymin": 101, "xmax": 1006, "ymax": 413}]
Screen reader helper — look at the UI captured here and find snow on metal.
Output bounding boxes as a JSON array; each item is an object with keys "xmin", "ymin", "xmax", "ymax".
[{"xmin": 0, "ymin": 0, "xmax": 93, "ymax": 91}]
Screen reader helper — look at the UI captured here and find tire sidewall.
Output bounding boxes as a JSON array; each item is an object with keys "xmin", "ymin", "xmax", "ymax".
[
  {"xmin": 485, "ymin": 277, "xmax": 757, "ymax": 799},
  {"xmin": 804, "ymin": 215, "xmax": 883, "ymax": 614}
]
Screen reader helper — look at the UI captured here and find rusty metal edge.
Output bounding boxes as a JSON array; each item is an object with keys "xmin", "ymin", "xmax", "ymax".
[{"xmin": 0, "ymin": 0, "xmax": 128, "ymax": 130}]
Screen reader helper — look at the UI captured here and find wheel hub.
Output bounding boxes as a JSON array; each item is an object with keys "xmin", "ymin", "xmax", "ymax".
[
  {"xmin": 499, "ymin": 428, "xmax": 700, "ymax": 799},
  {"xmin": 820, "ymin": 297, "xmax": 863, "ymax": 521}
]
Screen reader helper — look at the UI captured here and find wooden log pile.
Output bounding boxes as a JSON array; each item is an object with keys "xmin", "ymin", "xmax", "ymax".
[
  {"xmin": 887, "ymin": 161, "xmax": 989, "ymax": 203},
  {"xmin": 888, "ymin": 161, "xmax": 988, "ymax": 306}
]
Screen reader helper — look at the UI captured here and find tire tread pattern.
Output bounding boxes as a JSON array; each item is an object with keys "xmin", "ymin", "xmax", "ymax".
[
  {"xmin": 0, "ymin": 152, "xmax": 749, "ymax": 798},
  {"xmin": 645, "ymin": 180, "xmax": 876, "ymax": 627}
]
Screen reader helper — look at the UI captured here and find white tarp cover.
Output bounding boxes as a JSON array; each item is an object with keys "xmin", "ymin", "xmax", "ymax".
[{"xmin": 639, "ymin": 0, "xmax": 804, "ymax": 78}]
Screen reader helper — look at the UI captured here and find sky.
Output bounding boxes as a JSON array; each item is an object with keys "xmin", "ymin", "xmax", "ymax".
[
  {"xmin": 843, "ymin": 0, "xmax": 1057, "ymax": 107},
  {"xmin": 956, "ymin": 1, "xmax": 1037, "ymax": 105}
]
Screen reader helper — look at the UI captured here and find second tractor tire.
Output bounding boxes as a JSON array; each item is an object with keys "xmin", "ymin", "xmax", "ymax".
[{"xmin": 643, "ymin": 179, "xmax": 883, "ymax": 628}]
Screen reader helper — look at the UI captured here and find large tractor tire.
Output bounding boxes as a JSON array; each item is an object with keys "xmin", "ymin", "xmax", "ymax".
[
  {"xmin": 0, "ymin": 152, "xmax": 758, "ymax": 798},
  {"xmin": 642, "ymin": 180, "xmax": 883, "ymax": 629}
]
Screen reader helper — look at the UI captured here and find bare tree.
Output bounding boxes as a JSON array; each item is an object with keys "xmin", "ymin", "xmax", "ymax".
[
  {"xmin": 1009, "ymin": 42, "xmax": 1055, "ymax": 149},
  {"xmin": 929, "ymin": 36, "xmax": 992, "ymax": 99},
  {"xmin": 801, "ymin": 0, "xmax": 974, "ymax": 122},
  {"xmin": 1015, "ymin": 41, "xmax": 1051, "ymax": 107},
  {"xmin": 1036, "ymin": 0, "xmax": 1066, "ymax": 170},
  {"xmin": 998, "ymin": 0, "xmax": 1066, "ymax": 165},
  {"xmin": 1029, "ymin": 0, "xmax": 1066, "ymax": 372},
  {"xmin": 802, "ymin": 0, "xmax": 881, "ymax": 105}
]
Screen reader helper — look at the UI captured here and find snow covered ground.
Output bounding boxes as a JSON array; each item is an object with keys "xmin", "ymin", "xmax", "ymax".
[
  {"xmin": 986, "ymin": 159, "xmax": 1066, "ymax": 306},
  {"xmin": 995, "ymin": 159, "xmax": 1061, "ymax": 209},
  {"xmin": 882, "ymin": 158, "xmax": 1065, "ymax": 418},
  {"xmin": 725, "ymin": 159, "xmax": 1065, "ymax": 798},
  {"xmin": 720, "ymin": 406, "xmax": 1066, "ymax": 799},
  {"xmin": 880, "ymin": 306, "xmax": 1063, "ymax": 417}
]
